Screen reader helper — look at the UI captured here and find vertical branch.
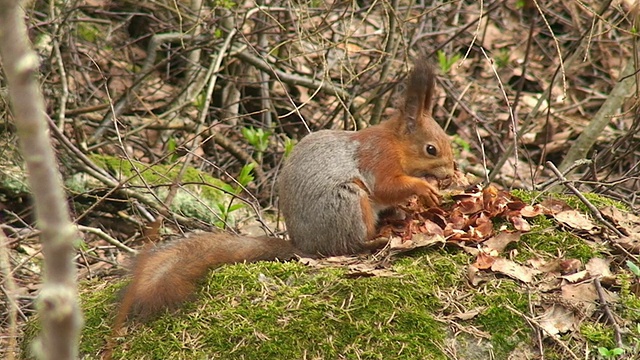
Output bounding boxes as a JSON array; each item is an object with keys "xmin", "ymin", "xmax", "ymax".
[
  {"xmin": 0, "ymin": 1, "xmax": 82, "ymax": 360},
  {"xmin": 370, "ymin": 0, "xmax": 401, "ymax": 125},
  {"xmin": 0, "ymin": 232, "xmax": 18, "ymax": 360}
]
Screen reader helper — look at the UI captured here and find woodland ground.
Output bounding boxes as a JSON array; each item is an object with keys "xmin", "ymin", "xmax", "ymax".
[{"xmin": 2, "ymin": 0, "xmax": 640, "ymax": 359}]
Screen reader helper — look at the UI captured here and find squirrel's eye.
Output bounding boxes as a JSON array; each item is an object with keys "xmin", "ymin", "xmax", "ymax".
[{"xmin": 425, "ymin": 144, "xmax": 438, "ymax": 156}]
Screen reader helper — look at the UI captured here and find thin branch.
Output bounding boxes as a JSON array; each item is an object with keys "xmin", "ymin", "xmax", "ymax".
[
  {"xmin": 546, "ymin": 161, "xmax": 625, "ymax": 237},
  {"xmin": 0, "ymin": 231, "xmax": 18, "ymax": 360},
  {"xmin": 0, "ymin": 2, "xmax": 82, "ymax": 359},
  {"xmin": 593, "ymin": 277, "xmax": 623, "ymax": 349}
]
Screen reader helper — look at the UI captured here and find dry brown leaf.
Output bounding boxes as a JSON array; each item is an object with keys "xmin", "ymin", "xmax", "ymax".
[
  {"xmin": 483, "ymin": 232, "xmax": 520, "ymax": 253},
  {"xmin": 540, "ymin": 198, "xmax": 571, "ymax": 215},
  {"xmin": 474, "ymin": 252, "xmax": 497, "ymax": 270},
  {"xmin": 614, "ymin": 233, "xmax": 640, "ymax": 254},
  {"xmin": 467, "ymin": 264, "xmax": 491, "ymax": 286},
  {"xmin": 509, "ymin": 215, "xmax": 531, "ymax": 232},
  {"xmin": 387, "ymin": 234, "xmax": 446, "ymax": 254},
  {"xmin": 561, "ymin": 282, "xmax": 599, "ymax": 315},
  {"xmin": 520, "ymin": 205, "xmax": 545, "ymax": 218},
  {"xmin": 561, "ymin": 270, "xmax": 589, "ymax": 283},
  {"xmin": 559, "ymin": 259, "xmax": 583, "ymax": 275},
  {"xmin": 490, "ymin": 258, "xmax": 540, "ymax": 283},
  {"xmin": 601, "ymin": 206, "xmax": 640, "ymax": 235},
  {"xmin": 554, "ymin": 210, "xmax": 596, "ymax": 231},
  {"xmin": 585, "ymin": 258, "xmax": 613, "ymax": 278},
  {"xmin": 537, "ymin": 304, "xmax": 576, "ymax": 337},
  {"xmin": 299, "ymin": 255, "xmax": 365, "ymax": 268},
  {"xmin": 345, "ymin": 263, "xmax": 397, "ymax": 278},
  {"xmin": 528, "ymin": 258, "xmax": 582, "ymax": 275},
  {"xmin": 447, "ymin": 308, "xmax": 485, "ymax": 321}
]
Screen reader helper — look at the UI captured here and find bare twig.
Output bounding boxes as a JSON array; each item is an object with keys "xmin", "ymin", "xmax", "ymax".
[
  {"xmin": 234, "ymin": 48, "xmax": 352, "ymax": 100},
  {"xmin": 165, "ymin": 22, "xmax": 239, "ymax": 208},
  {"xmin": 546, "ymin": 161, "xmax": 625, "ymax": 238},
  {"xmin": 489, "ymin": 0, "xmax": 614, "ymax": 182},
  {"xmin": 0, "ymin": 231, "xmax": 18, "ymax": 360},
  {"xmin": 559, "ymin": 59, "xmax": 637, "ymax": 173},
  {"xmin": 77, "ymin": 226, "xmax": 136, "ymax": 254},
  {"xmin": 90, "ymin": 32, "xmax": 201, "ymax": 142},
  {"xmin": 593, "ymin": 277, "xmax": 624, "ymax": 349},
  {"xmin": 505, "ymin": 304, "xmax": 580, "ymax": 360}
]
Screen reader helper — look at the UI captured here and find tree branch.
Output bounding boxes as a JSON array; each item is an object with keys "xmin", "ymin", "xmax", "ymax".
[{"xmin": 0, "ymin": 1, "xmax": 82, "ymax": 359}]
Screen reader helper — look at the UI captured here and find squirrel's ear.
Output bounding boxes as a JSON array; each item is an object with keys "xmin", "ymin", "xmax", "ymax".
[{"xmin": 403, "ymin": 60, "xmax": 436, "ymax": 132}]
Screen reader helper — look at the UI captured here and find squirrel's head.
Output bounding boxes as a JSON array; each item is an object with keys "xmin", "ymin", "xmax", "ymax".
[{"xmin": 393, "ymin": 60, "xmax": 456, "ymax": 181}]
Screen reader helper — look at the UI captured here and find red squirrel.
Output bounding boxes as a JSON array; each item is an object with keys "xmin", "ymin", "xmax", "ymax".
[{"xmin": 115, "ymin": 60, "xmax": 455, "ymax": 322}]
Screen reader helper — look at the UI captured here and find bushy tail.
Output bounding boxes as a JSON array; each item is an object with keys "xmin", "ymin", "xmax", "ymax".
[{"xmin": 103, "ymin": 232, "xmax": 297, "ymax": 359}]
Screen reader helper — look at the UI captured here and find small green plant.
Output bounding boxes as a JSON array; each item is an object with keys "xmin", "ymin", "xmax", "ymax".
[
  {"xmin": 515, "ymin": 0, "xmax": 526, "ymax": 10},
  {"xmin": 215, "ymin": 162, "xmax": 256, "ymax": 228},
  {"xmin": 597, "ymin": 347, "xmax": 624, "ymax": 359},
  {"xmin": 77, "ymin": 23, "xmax": 101, "ymax": 43},
  {"xmin": 452, "ymin": 135, "xmax": 471, "ymax": 153},
  {"xmin": 194, "ymin": 91, "xmax": 206, "ymax": 110},
  {"xmin": 627, "ymin": 260, "xmax": 640, "ymax": 277},
  {"xmin": 242, "ymin": 126, "xmax": 272, "ymax": 163},
  {"xmin": 166, "ymin": 137, "xmax": 179, "ymax": 163},
  {"xmin": 283, "ymin": 136, "xmax": 295, "ymax": 158},
  {"xmin": 437, "ymin": 50, "xmax": 461, "ymax": 74},
  {"xmin": 494, "ymin": 48, "xmax": 510, "ymax": 68},
  {"xmin": 215, "ymin": 0, "xmax": 236, "ymax": 9}
]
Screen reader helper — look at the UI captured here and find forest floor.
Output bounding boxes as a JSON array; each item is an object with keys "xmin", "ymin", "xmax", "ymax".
[{"xmin": 2, "ymin": 0, "xmax": 640, "ymax": 359}]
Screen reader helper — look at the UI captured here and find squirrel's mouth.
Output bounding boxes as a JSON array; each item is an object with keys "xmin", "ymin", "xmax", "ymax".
[{"xmin": 419, "ymin": 174, "xmax": 453, "ymax": 190}]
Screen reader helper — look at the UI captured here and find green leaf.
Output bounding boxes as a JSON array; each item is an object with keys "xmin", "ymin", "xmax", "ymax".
[
  {"xmin": 284, "ymin": 137, "xmax": 295, "ymax": 158},
  {"xmin": 627, "ymin": 260, "xmax": 640, "ymax": 277},
  {"xmin": 611, "ymin": 348, "xmax": 624, "ymax": 355},
  {"xmin": 237, "ymin": 163, "xmax": 256, "ymax": 187}
]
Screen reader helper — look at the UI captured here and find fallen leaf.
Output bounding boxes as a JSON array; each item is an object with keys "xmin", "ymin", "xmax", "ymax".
[
  {"xmin": 537, "ymin": 304, "xmax": 576, "ymax": 337},
  {"xmin": 491, "ymin": 258, "xmax": 540, "ymax": 283},
  {"xmin": 585, "ymin": 258, "xmax": 616, "ymax": 285},
  {"xmin": 388, "ymin": 234, "xmax": 446, "ymax": 254},
  {"xmin": 561, "ymin": 282, "xmax": 599, "ymax": 315},
  {"xmin": 474, "ymin": 252, "xmax": 497, "ymax": 270},
  {"xmin": 346, "ymin": 263, "xmax": 398, "ymax": 278},
  {"xmin": 467, "ymin": 264, "xmax": 490, "ymax": 286},
  {"xmin": 447, "ymin": 308, "xmax": 485, "ymax": 321},
  {"xmin": 509, "ymin": 215, "xmax": 531, "ymax": 231},
  {"xmin": 601, "ymin": 206, "xmax": 640, "ymax": 235},
  {"xmin": 540, "ymin": 198, "xmax": 571, "ymax": 214},
  {"xmin": 614, "ymin": 233, "xmax": 640, "ymax": 254},
  {"xmin": 585, "ymin": 258, "xmax": 613, "ymax": 278},
  {"xmin": 483, "ymin": 232, "xmax": 520, "ymax": 253},
  {"xmin": 520, "ymin": 204, "xmax": 545, "ymax": 218},
  {"xmin": 560, "ymin": 270, "xmax": 589, "ymax": 283},
  {"xmin": 559, "ymin": 259, "xmax": 583, "ymax": 275},
  {"xmin": 554, "ymin": 210, "xmax": 596, "ymax": 231}
]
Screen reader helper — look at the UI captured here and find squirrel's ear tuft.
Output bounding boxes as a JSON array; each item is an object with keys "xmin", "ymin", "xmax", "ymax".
[{"xmin": 403, "ymin": 60, "xmax": 436, "ymax": 132}]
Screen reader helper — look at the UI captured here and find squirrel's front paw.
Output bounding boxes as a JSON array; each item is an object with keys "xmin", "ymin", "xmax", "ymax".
[{"xmin": 418, "ymin": 180, "xmax": 441, "ymax": 208}]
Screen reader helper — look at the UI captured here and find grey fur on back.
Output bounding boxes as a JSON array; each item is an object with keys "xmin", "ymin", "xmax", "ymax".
[{"xmin": 277, "ymin": 130, "xmax": 374, "ymax": 256}]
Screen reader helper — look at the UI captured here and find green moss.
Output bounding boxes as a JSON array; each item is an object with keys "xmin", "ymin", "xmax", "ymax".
[
  {"xmin": 77, "ymin": 22, "xmax": 102, "ymax": 43},
  {"xmin": 581, "ymin": 323, "xmax": 616, "ymax": 349},
  {"xmin": 86, "ymin": 154, "xmax": 245, "ymax": 225},
  {"xmin": 473, "ymin": 282, "xmax": 531, "ymax": 356},
  {"xmin": 619, "ymin": 274, "xmax": 640, "ymax": 323},
  {"xmin": 91, "ymin": 261, "xmax": 450, "ymax": 359},
  {"xmin": 511, "ymin": 189, "xmax": 628, "ymax": 212},
  {"xmin": 517, "ymin": 216, "xmax": 599, "ymax": 262}
]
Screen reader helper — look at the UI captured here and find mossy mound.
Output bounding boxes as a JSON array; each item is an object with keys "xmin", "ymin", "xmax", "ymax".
[
  {"xmin": 23, "ymin": 250, "xmax": 535, "ymax": 359},
  {"xmin": 20, "ymin": 192, "xmax": 640, "ymax": 359}
]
